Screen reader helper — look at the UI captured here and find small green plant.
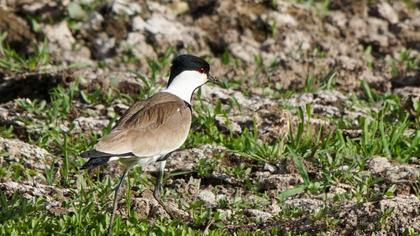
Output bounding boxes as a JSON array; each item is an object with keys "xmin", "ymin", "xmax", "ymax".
[
  {"xmin": 0, "ymin": 33, "xmax": 50, "ymax": 72},
  {"xmin": 196, "ymin": 158, "xmax": 218, "ymax": 177},
  {"xmin": 379, "ymin": 207, "xmax": 394, "ymax": 228}
]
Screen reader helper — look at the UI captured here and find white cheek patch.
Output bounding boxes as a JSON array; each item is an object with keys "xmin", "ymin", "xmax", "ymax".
[{"xmin": 162, "ymin": 70, "xmax": 207, "ymax": 104}]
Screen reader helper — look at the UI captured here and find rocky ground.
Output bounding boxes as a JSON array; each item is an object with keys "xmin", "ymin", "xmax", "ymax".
[{"xmin": 0, "ymin": 0, "xmax": 420, "ymax": 235}]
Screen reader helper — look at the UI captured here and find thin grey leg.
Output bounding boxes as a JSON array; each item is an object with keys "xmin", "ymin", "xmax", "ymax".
[
  {"xmin": 107, "ymin": 167, "xmax": 129, "ymax": 236},
  {"xmin": 153, "ymin": 160, "xmax": 175, "ymax": 218}
]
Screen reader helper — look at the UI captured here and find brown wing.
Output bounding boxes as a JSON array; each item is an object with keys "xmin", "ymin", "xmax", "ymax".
[
  {"xmin": 118, "ymin": 101, "xmax": 181, "ymax": 130},
  {"xmin": 113, "ymin": 101, "xmax": 147, "ymax": 129},
  {"xmin": 95, "ymin": 93, "xmax": 192, "ymax": 157}
]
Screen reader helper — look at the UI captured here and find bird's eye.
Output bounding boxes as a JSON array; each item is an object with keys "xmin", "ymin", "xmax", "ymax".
[{"xmin": 198, "ymin": 67, "xmax": 205, "ymax": 73}]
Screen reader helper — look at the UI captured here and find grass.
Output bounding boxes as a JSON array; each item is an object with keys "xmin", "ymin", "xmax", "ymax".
[
  {"xmin": 1, "ymin": 32, "xmax": 420, "ymax": 236},
  {"xmin": 0, "ymin": 33, "xmax": 50, "ymax": 73}
]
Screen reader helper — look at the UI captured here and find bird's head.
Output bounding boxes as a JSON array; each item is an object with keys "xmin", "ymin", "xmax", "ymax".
[{"xmin": 167, "ymin": 54, "xmax": 218, "ymax": 89}]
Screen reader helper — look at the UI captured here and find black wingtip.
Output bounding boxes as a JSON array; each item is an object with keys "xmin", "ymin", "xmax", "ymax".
[
  {"xmin": 80, "ymin": 149, "xmax": 132, "ymax": 159},
  {"xmin": 81, "ymin": 157, "xmax": 111, "ymax": 170},
  {"xmin": 81, "ymin": 149, "xmax": 111, "ymax": 159}
]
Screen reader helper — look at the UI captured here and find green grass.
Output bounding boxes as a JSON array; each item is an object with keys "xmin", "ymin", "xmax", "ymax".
[{"xmin": 0, "ymin": 33, "xmax": 50, "ymax": 73}]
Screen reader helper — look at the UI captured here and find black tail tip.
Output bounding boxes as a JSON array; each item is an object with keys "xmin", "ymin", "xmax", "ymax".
[{"xmin": 81, "ymin": 157, "xmax": 111, "ymax": 170}]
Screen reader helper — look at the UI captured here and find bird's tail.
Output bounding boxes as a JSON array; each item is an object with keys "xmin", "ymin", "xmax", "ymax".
[
  {"xmin": 80, "ymin": 149, "xmax": 114, "ymax": 169},
  {"xmin": 81, "ymin": 157, "xmax": 111, "ymax": 169},
  {"xmin": 80, "ymin": 149, "xmax": 133, "ymax": 169}
]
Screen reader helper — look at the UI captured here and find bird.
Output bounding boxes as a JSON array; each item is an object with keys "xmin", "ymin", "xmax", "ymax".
[{"xmin": 80, "ymin": 54, "xmax": 218, "ymax": 236}]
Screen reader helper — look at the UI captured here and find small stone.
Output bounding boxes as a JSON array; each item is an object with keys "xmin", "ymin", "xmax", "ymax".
[
  {"xmin": 377, "ymin": 2, "xmax": 399, "ymax": 24},
  {"xmin": 111, "ymin": 0, "xmax": 141, "ymax": 15},
  {"xmin": 0, "ymin": 137, "xmax": 55, "ymax": 170},
  {"xmin": 284, "ymin": 198, "xmax": 324, "ymax": 212},
  {"xmin": 72, "ymin": 117, "xmax": 110, "ymax": 133},
  {"xmin": 216, "ymin": 194, "xmax": 227, "ymax": 202},
  {"xmin": 197, "ymin": 189, "xmax": 216, "ymax": 206},
  {"xmin": 92, "ymin": 33, "xmax": 115, "ymax": 59},
  {"xmin": 168, "ymin": 1, "xmax": 189, "ymax": 15},
  {"xmin": 67, "ymin": 2, "xmax": 86, "ymax": 20},
  {"xmin": 86, "ymin": 12, "xmax": 104, "ymax": 31},
  {"xmin": 263, "ymin": 163, "xmax": 277, "ymax": 173},
  {"xmin": 216, "ymin": 209, "xmax": 232, "ymax": 221},
  {"xmin": 384, "ymin": 165, "xmax": 419, "ymax": 184},
  {"xmin": 44, "ymin": 21, "xmax": 75, "ymax": 51},
  {"xmin": 367, "ymin": 156, "xmax": 392, "ymax": 174},
  {"xmin": 260, "ymin": 174, "xmax": 303, "ymax": 191},
  {"xmin": 244, "ymin": 209, "xmax": 273, "ymax": 221},
  {"xmin": 379, "ymin": 195, "xmax": 420, "ymax": 231},
  {"xmin": 264, "ymin": 12, "xmax": 297, "ymax": 27},
  {"xmin": 144, "ymin": 13, "xmax": 204, "ymax": 49},
  {"xmin": 132, "ymin": 16, "xmax": 147, "ymax": 31}
]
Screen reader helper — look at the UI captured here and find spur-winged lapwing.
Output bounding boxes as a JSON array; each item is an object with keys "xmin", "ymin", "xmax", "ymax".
[{"xmin": 80, "ymin": 54, "xmax": 217, "ymax": 236}]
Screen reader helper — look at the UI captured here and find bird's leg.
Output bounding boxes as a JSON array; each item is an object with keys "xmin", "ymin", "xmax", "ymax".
[
  {"xmin": 153, "ymin": 160, "xmax": 176, "ymax": 219},
  {"xmin": 107, "ymin": 167, "xmax": 129, "ymax": 236}
]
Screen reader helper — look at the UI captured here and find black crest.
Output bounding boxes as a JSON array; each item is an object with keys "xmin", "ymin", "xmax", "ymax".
[{"xmin": 167, "ymin": 54, "xmax": 210, "ymax": 87}]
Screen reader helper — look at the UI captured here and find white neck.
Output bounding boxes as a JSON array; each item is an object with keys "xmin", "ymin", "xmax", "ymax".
[{"xmin": 161, "ymin": 70, "xmax": 207, "ymax": 104}]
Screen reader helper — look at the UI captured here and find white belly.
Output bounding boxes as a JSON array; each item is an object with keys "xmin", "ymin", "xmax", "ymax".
[{"xmin": 110, "ymin": 155, "xmax": 163, "ymax": 168}]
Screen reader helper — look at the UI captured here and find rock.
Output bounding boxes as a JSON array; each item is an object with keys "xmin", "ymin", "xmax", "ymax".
[
  {"xmin": 259, "ymin": 174, "xmax": 303, "ymax": 191},
  {"xmin": 168, "ymin": 1, "xmax": 189, "ymax": 15},
  {"xmin": 287, "ymin": 90, "xmax": 347, "ymax": 117},
  {"xmin": 144, "ymin": 13, "xmax": 205, "ymax": 51},
  {"xmin": 284, "ymin": 198, "xmax": 324, "ymax": 212},
  {"xmin": 367, "ymin": 156, "xmax": 420, "ymax": 185},
  {"xmin": 111, "ymin": 0, "xmax": 141, "ymax": 16},
  {"xmin": 67, "ymin": 2, "xmax": 87, "ymax": 20},
  {"xmin": 200, "ymin": 86, "xmax": 293, "ymax": 142},
  {"xmin": 263, "ymin": 163, "xmax": 277, "ymax": 173},
  {"xmin": 244, "ymin": 209, "xmax": 273, "ymax": 221},
  {"xmin": 200, "ymin": 86, "xmax": 276, "ymax": 111},
  {"xmin": 379, "ymin": 195, "xmax": 420, "ymax": 232},
  {"xmin": 85, "ymin": 11, "xmax": 104, "ymax": 31},
  {"xmin": 268, "ymin": 200, "xmax": 281, "ymax": 215},
  {"xmin": 216, "ymin": 193, "xmax": 227, "ymax": 202},
  {"xmin": 132, "ymin": 16, "xmax": 147, "ymax": 31},
  {"xmin": 393, "ymin": 87, "xmax": 420, "ymax": 115},
  {"xmin": 142, "ymin": 145, "xmax": 225, "ymax": 173},
  {"xmin": 120, "ymin": 32, "xmax": 157, "ymax": 59},
  {"xmin": 337, "ymin": 195, "xmax": 420, "ymax": 234},
  {"xmin": 72, "ymin": 117, "xmax": 110, "ymax": 133},
  {"xmin": 377, "ymin": 1, "xmax": 399, "ymax": 24},
  {"xmin": 256, "ymin": 105, "xmax": 293, "ymax": 142},
  {"xmin": 79, "ymin": 69, "xmax": 146, "ymax": 96},
  {"xmin": 228, "ymin": 41, "xmax": 259, "ymax": 63},
  {"xmin": 263, "ymin": 11, "xmax": 297, "ymax": 27},
  {"xmin": 44, "ymin": 21, "xmax": 75, "ymax": 51},
  {"xmin": 92, "ymin": 32, "xmax": 116, "ymax": 59},
  {"xmin": 197, "ymin": 189, "xmax": 216, "ymax": 206},
  {"xmin": 283, "ymin": 30, "xmax": 312, "ymax": 52},
  {"xmin": 216, "ymin": 209, "xmax": 232, "ymax": 221},
  {"xmin": 10, "ymin": 0, "xmax": 69, "ymax": 21},
  {"xmin": 384, "ymin": 165, "xmax": 419, "ymax": 184},
  {"xmin": 0, "ymin": 181, "xmax": 69, "ymax": 214},
  {"xmin": 132, "ymin": 189, "xmax": 189, "ymax": 219},
  {"xmin": 0, "ymin": 137, "xmax": 55, "ymax": 170},
  {"xmin": 367, "ymin": 156, "xmax": 392, "ymax": 174},
  {"xmin": 132, "ymin": 197, "xmax": 153, "ymax": 219},
  {"xmin": 0, "ymin": 8, "xmax": 35, "ymax": 55},
  {"xmin": 214, "ymin": 114, "xmax": 252, "ymax": 134},
  {"xmin": 328, "ymin": 183, "xmax": 354, "ymax": 196},
  {"xmin": 44, "ymin": 21, "xmax": 92, "ymax": 65}
]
